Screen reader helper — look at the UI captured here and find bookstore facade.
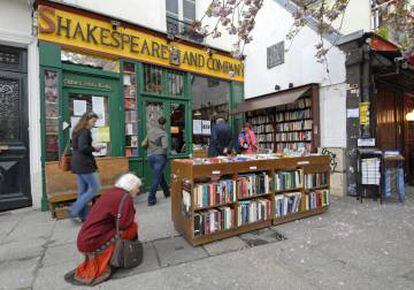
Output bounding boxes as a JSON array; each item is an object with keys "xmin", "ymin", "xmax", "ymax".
[{"xmin": 37, "ymin": 1, "xmax": 244, "ymax": 210}]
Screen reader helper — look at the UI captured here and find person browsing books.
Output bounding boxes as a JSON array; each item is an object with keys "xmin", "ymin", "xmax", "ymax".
[
  {"xmin": 208, "ymin": 117, "xmax": 233, "ymax": 157},
  {"xmin": 238, "ymin": 122, "xmax": 258, "ymax": 154}
]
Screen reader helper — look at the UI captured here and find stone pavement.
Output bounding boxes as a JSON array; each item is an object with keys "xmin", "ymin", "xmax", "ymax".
[{"xmin": 1, "ymin": 189, "xmax": 414, "ymax": 290}]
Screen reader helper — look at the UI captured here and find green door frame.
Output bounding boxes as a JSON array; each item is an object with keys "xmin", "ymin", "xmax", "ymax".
[{"xmin": 140, "ymin": 96, "xmax": 191, "ymax": 190}]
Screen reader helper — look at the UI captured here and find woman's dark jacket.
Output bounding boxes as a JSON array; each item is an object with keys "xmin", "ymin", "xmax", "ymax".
[{"xmin": 71, "ymin": 129, "xmax": 98, "ymax": 174}]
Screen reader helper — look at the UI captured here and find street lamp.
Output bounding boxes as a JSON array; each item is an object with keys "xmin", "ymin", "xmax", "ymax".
[{"xmin": 406, "ymin": 109, "xmax": 414, "ymax": 121}]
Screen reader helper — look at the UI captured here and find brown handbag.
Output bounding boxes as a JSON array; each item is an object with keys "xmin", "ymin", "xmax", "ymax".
[
  {"xmin": 109, "ymin": 193, "xmax": 143, "ymax": 269},
  {"xmin": 58, "ymin": 142, "xmax": 71, "ymax": 172}
]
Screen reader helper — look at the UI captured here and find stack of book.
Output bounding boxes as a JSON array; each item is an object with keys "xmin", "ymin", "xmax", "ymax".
[
  {"xmin": 305, "ymin": 173, "xmax": 327, "ymax": 189},
  {"xmin": 275, "ymin": 170, "xmax": 303, "ymax": 191},
  {"xmin": 193, "ymin": 179, "xmax": 236, "ymax": 209},
  {"xmin": 237, "ymin": 172, "xmax": 270, "ymax": 198},
  {"xmin": 305, "ymin": 189, "xmax": 330, "ymax": 210},
  {"xmin": 274, "ymin": 192, "xmax": 302, "ymax": 217},
  {"xmin": 194, "ymin": 206, "xmax": 235, "ymax": 236},
  {"xmin": 237, "ymin": 198, "xmax": 271, "ymax": 226}
]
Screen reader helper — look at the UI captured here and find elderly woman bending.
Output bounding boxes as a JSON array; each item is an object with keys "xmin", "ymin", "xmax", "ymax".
[{"xmin": 65, "ymin": 173, "xmax": 142, "ymax": 286}]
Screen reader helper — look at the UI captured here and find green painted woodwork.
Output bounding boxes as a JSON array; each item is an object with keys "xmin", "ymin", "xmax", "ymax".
[
  {"xmin": 38, "ymin": 41, "xmax": 243, "ymax": 207},
  {"xmin": 39, "ymin": 42, "xmax": 61, "ymax": 68}
]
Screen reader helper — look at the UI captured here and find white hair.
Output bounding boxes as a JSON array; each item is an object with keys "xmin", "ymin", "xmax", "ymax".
[{"xmin": 115, "ymin": 173, "xmax": 142, "ymax": 192}]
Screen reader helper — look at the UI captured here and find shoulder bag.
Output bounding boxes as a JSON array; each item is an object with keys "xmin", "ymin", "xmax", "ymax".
[{"xmin": 109, "ymin": 193, "xmax": 143, "ymax": 269}]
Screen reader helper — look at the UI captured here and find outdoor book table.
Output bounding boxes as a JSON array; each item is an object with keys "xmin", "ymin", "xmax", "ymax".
[{"xmin": 171, "ymin": 154, "xmax": 330, "ymax": 246}]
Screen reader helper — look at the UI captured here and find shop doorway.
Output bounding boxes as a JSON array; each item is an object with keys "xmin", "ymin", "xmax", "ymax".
[
  {"xmin": 375, "ymin": 85, "xmax": 414, "ymax": 182},
  {"xmin": 141, "ymin": 98, "xmax": 190, "ymax": 190},
  {"xmin": 0, "ymin": 46, "xmax": 31, "ymax": 211}
]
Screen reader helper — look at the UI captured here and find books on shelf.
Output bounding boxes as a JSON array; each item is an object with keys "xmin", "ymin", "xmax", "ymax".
[
  {"xmin": 237, "ymin": 198, "xmax": 271, "ymax": 226},
  {"xmin": 276, "ymin": 109, "xmax": 311, "ymax": 122},
  {"xmin": 276, "ymin": 120, "xmax": 313, "ymax": 132},
  {"xmin": 305, "ymin": 189, "xmax": 330, "ymax": 210},
  {"xmin": 304, "ymin": 172, "xmax": 327, "ymax": 189},
  {"xmin": 276, "ymin": 142, "xmax": 312, "ymax": 152},
  {"xmin": 275, "ymin": 131, "xmax": 312, "ymax": 142},
  {"xmin": 275, "ymin": 169, "xmax": 303, "ymax": 191},
  {"xmin": 237, "ymin": 172, "xmax": 270, "ymax": 198},
  {"xmin": 194, "ymin": 206, "xmax": 235, "ymax": 236},
  {"xmin": 245, "ymin": 96, "xmax": 316, "ymax": 154},
  {"xmin": 274, "ymin": 192, "xmax": 302, "ymax": 217},
  {"xmin": 193, "ymin": 179, "xmax": 236, "ymax": 209}
]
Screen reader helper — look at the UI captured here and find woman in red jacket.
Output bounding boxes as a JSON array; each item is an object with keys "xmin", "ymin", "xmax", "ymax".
[{"xmin": 65, "ymin": 173, "xmax": 142, "ymax": 286}]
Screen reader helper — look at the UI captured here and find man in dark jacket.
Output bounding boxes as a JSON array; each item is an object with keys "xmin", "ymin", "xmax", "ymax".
[
  {"xmin": 145, "ymin": 116, "xmax": 170, "ymax": 206},
  {"xmin": 208, "ymin": 118, "xmax": 233, "ymax": 157}
]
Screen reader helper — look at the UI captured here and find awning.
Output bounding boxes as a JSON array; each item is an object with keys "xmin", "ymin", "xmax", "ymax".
[{"xmin": 232, "ymin": 86, "xmax": 311, "ymax": 114}]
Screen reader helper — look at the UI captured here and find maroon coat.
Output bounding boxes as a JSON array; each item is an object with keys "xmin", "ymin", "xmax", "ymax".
[{"xmin": 77, "ymin": 187, "xmax": 136, "ymax": 253}]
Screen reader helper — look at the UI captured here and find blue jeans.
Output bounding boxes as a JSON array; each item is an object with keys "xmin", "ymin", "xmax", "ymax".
[
  {"xmin": 69, "ymin": 172, "xmax": 100, "ymax": 220},
  {"xmin": 148, "ymin": 154, "xmax": 170, "ymax": 203}
]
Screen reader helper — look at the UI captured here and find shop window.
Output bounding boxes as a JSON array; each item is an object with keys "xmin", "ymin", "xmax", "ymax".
[
  {"xmin": 68, "ymin": 94, "xmax": 110, "ymax": 157},
  {"xmin": 191, "ymin": 75, "xmax": 230, "ymax": 151},
  {"xmin": 61, "ymin": 50, "xmax": 119, "ymax": 72},
  {"xmin": 123, "ymin": 62, "xmax": 138, "ymax": 157},
  {"xmin": 170, "ymin": 103, "xmax": 187, "ymax": 154},
  {"xmin": 146, "ymin": 101, "xmax": 164, "ymax": 131},
  {"xmin": 143, "ymin": 65, "xmax": 163, "ymax": 94},
  {"xmin": 167, "ymin": 70, "xmax": 184, "ymax": 97},
  {"xmin": 44, "ymin": 70, "xmax": 59, "ymax": 161}
]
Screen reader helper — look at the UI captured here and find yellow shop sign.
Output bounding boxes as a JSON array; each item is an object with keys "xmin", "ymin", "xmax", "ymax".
[{"xmin": 37, "ymin": 5, "xmax": 244, "ymax": 82}]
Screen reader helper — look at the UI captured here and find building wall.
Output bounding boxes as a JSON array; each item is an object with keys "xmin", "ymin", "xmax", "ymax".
[
  {"xmin": 54, "ymin": 0, "xmax": 234, "ymax": 51},
  {"xmin": 244, "ymin": 0, "xmax": 347, "ymax": 148},
  {"xmin": 0, "ymin": 0, "xmax": 41, "ymax": 208},
  {"xmin": 335, "ymin": 0, "xmax": 371, "ymax": 35}
]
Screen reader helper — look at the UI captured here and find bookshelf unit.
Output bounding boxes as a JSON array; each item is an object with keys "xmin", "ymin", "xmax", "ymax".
[
  {"xmin": 171, "ymin": 155, "xmax": 330, "ymax": 246},
  {"xmin": 246, "ymin": 85, "xmax": 320, "ymax": 153}
]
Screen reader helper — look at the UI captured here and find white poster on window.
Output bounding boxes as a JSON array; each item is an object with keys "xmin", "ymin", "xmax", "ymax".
[
  {"xmin": 201, "ymin": 120, "xmax": 211, "ymax": 135},
  {"xmin": 92, "ymin": 96, "xmax": 105, "ymax": 127},
  {"xmin": 193, "ymin": 120, "xmax": 202, "ymax": 135},
  {"xmin": 70, "ymin": 116, "xmax": 81, "ymax": 139},
  {"xmin": 73, "ymin": 100, "xmax": 87, "ymax": 116}
]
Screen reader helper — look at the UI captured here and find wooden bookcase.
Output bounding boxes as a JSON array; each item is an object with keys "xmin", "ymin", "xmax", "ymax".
[
  {"xmin": 246, "ymin": 85, "xmax": 320, "ymax": 153},
  {"xmin": 171, "ymin": 155, "xmax": 330, "ymax": 246}
]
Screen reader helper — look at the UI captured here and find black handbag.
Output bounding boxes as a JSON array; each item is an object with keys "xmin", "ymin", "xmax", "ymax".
[{"xmin": 109, "ymin": 193, "xmax": 143, "ymax": 269}]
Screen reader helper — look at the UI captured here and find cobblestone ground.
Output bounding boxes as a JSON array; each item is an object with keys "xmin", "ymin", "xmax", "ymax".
[{"xmin": 1, "ymin": 188, "xmax": 413, "ymax": 289}]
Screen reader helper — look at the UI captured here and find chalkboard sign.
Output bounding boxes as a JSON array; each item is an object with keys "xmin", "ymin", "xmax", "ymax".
[{"xmin": 267, "ymin": 41, "xmax": 284, "ymax": 68}]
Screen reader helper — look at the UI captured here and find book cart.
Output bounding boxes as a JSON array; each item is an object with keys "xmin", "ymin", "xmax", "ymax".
[{"xmin": 171, "ymin": 155, "xmax": 330, "ymax": 246}]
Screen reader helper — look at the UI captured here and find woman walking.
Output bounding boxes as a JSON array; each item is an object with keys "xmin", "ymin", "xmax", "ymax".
[
  {"xmin": 65, "ymin": 173, "xmax": 142, "ymax": 286},
  {"xmin": 69, "ymin": 112, "xmax": 102, "ymax": 221}
]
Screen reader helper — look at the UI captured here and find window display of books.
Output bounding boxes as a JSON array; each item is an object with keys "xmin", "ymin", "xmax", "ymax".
[{"xmin": 123, "ymin": 62, "xmax": 138, "ymax": 157}]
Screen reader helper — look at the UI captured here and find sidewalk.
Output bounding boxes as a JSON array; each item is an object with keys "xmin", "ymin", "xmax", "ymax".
[{"xmin": 1, "ymin": 189, "xmax": 414, "ymax": 289}]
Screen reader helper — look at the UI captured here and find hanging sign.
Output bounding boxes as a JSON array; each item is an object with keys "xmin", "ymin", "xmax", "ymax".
[
  {"xmin": 359, "ymin": 102, "xmax": 370, "ymax": 125},
  {"xmin": 37, "ymin": 5, "xmax": 244, "ymax": 82}
]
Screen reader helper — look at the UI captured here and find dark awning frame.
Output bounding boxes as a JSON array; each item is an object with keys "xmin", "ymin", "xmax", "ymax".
[{"xmin": 232, "ymin": 84, "xmax": 314, "ymax": 114}]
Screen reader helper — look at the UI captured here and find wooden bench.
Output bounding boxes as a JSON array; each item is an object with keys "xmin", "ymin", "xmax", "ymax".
[{"xmin": 46, "ymin": 157, "xmax": 129, "ymax": 219}]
